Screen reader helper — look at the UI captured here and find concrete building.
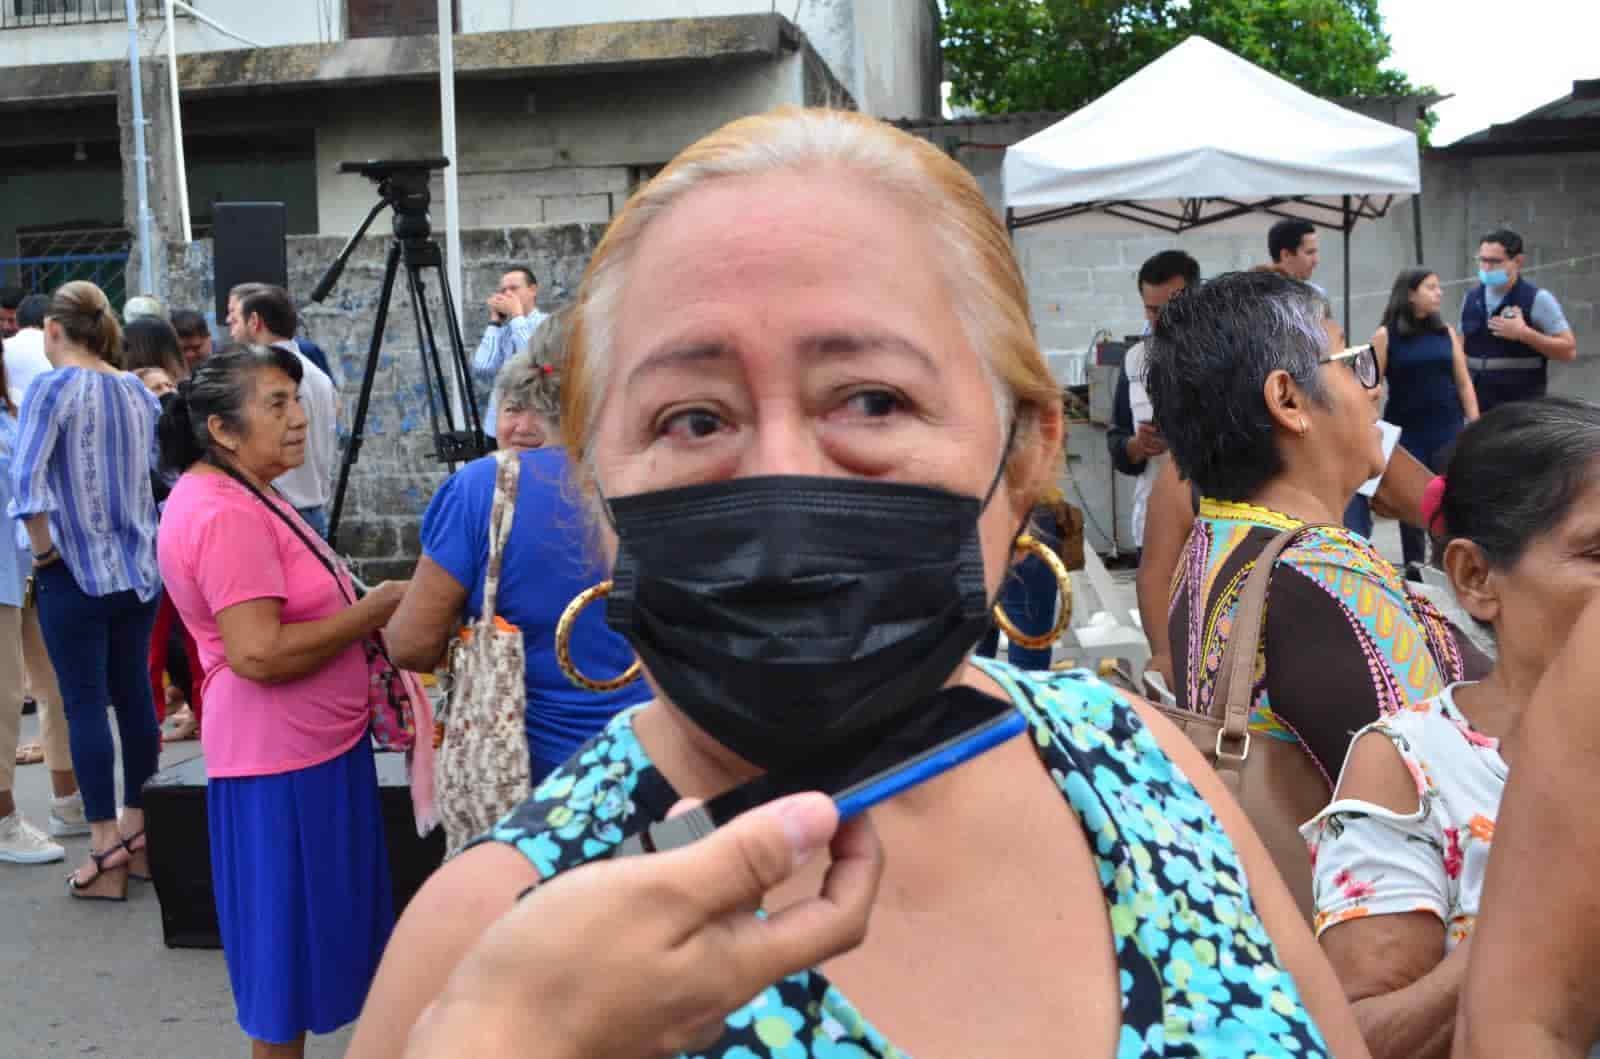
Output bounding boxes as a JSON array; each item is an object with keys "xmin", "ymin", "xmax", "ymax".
[
  {"xmin": 0, "ymin": 1, "xmax": 938, "ymax": 577},
  {"xmin": 1, "ymin": 2, "xmax": 940, "ymax": 293}
]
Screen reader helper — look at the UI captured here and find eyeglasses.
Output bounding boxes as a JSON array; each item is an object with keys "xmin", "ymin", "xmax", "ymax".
[{"xmin": 1318, "ymin": 344, "xmax": 1380, "ymax": 389}]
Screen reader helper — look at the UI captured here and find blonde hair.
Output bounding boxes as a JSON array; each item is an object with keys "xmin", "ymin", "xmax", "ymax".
[
  {"xmin": 48, "ymin": 280, "xmax": 123, "ymax": 364},
  {"xmin": 561, "ymin": 106, "xmax": 1060, "ymax": 501}
]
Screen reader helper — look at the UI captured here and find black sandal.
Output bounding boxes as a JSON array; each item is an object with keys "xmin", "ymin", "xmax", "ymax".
[
  {"xmin": 120, "ymin": 830, "xmax": 151, "ymax": 883},
  {"xmin": 67, "ymin": 846, "xmax": 129, "ymax": 902}
]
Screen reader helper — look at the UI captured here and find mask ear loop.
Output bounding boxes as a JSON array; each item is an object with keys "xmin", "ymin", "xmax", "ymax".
[
  {"xmin": 591, "ymin": 465, "xmax": 620, "ymax": 534},
  {"xmin": 980, "ymin": 415, "xmax": 1021, "ymax": 515},
  {"xmin": 977, "ymin": 412, "xmax": 1039, "ymax": 586},
  {"xmin": 978, "ymin": 414, "xmax": 1035, "ymax": 549}
]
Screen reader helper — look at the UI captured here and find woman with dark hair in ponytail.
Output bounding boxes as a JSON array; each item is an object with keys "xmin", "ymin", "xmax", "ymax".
[
  {"xmin": 8, "ymin": 279, "xmax": 163, "ymax": 901},
  {"xmin": 155, "ymin": 345, "xmax": 406, "ymax": 1059},
  {"xmin": 1301, "ymin": 396, "xmax": 1600, "ymax": 1059}
]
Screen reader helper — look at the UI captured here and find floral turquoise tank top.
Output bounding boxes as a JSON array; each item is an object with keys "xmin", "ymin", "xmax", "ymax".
[{"xmin": 475, "ymin": 660, "xmax": 1332, "ymax": 1057}]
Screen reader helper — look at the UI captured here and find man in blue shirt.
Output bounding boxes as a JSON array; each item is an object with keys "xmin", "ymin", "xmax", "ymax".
[
  {"xmin": 1461, "ymin": 228, "xmax": 1577, "ymax": 412},
  {"xmin": 471, "ymin": 268, "xmax": 547, "ymax": 437}
]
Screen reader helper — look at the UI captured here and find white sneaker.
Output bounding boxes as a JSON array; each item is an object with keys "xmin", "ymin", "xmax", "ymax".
[
  {"xmin": 0, "ymin": 811, "xmax": 65, "ymax": 864},
  {"xmin": 49, "ymin": 793, "xmax": 91, "ymax": 838}
]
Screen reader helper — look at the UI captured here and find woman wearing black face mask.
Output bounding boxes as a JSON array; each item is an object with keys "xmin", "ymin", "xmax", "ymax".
[{"xmin": 348, "ymin": 109, "xmax": 1367, "ymax": 1059}]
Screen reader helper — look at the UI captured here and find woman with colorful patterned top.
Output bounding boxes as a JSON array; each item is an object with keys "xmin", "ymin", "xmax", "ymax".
[
  {"xmin": 1302, "ymin": 397, "xmax": 1600, "ymax": 1059},
  {"xmin": 1146, "ymin": 271, "xmax": 1489, "ymax": 795},
  {"xmin": 347, "ymin": 109, "xmax": 1368, "ymax": 1059}
]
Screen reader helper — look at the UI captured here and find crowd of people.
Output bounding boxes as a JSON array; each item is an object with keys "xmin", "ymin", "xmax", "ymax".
[{"xmin": 0, "ymin": 105, "xmax": 1597, "ymax": 1059}]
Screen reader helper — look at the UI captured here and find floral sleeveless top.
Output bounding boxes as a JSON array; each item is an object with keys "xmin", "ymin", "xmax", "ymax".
[
  {"xmin": 1301, "ymin": 686, "xmax": 1505, "ymax": 947},
  {"xmin": 475, "ymin": 660, "xmax": 1331, "ymax": 1058}
]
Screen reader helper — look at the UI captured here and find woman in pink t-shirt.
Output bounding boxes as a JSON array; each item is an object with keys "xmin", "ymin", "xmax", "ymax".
[{"xmin": 155, "ymin": 345, "xmax": 406, "ymax": 1059}]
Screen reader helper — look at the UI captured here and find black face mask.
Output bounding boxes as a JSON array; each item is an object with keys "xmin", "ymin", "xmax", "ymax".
[{"xmin": 602, "ymin": 455, "xmax": 1010, "ymax": 772}]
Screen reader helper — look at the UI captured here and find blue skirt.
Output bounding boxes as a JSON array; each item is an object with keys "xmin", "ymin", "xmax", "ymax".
[{"xmin": 209, "ymin": 738, "xmax": 395, "ymax": 1044}]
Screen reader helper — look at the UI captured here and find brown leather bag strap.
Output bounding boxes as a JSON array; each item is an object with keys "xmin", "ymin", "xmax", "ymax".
[{"xmin": 1214, "ymin": 522, "xmax": 1338, "ymax": 758}]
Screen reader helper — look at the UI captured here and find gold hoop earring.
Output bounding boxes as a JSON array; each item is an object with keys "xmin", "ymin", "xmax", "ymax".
[
  {"xmin": 555, "ymin": 581, "xmax": 643, "ymax": 692},
  {"xmin": 991, "ymin": 534, "xmax": 1073, "ymax": 651}
]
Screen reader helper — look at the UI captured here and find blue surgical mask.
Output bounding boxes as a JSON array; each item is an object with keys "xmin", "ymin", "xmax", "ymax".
[{"xmin": 1479, "ymin": 268, "xmax": 1510, "ymax": 288}]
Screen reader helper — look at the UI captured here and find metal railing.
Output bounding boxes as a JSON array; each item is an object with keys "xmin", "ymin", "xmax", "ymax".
[
  {"xmin": 2, "ymin": 0, "xmax": 174, "ymax": 30},
  {"xmin": 1, "ymin": 226, "xmax": 133, "ymax": 310}
]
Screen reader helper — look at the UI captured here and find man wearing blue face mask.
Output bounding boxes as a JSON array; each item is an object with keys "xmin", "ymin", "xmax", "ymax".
[{"xmin": 1462, "ymin": 228, "xmax": 1577, "ymax": 412}]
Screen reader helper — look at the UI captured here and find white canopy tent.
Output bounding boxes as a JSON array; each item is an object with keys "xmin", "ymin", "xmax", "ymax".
[{"xmin": 1003, "ymin": 36, "xmax": 1421, "ymax": 333}]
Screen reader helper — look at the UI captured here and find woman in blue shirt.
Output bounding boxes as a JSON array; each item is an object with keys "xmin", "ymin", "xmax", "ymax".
[
  {"xmin": 9, "ymin": 281, "xmax": 164, "ymax": 901},
  {"xmin": 388, "ymin": 335, "xmax": 649, "ymax": 783},
  {"xmin": 1372, "ymin": 269, "xmax": 1480, "ymax": 573}
]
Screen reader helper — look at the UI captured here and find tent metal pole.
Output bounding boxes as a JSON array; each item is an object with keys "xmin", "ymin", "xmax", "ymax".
[
  {"xmin": 1342, "ymin": 195, "xmax": 1352, "ymax": 338},
  {"xmin": 1412, "ymin": 190, "xmax": 1425, "ymax": 265}
]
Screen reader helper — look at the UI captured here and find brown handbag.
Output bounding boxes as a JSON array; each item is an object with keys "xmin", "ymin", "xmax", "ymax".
[{"xmin": 1151, "ymin": 524, "xmax": 1335, "ymax": 923}]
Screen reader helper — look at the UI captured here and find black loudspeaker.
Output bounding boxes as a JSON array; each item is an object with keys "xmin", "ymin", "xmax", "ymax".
[
  {"xmin": 212, "ymin": 201, "xmax": 288, "ymax": 323},
  {"xmin": 143, "ymin": 750, "xmax": 447, "ymax": 949}
]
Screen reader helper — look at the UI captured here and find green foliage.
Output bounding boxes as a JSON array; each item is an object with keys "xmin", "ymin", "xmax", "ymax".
[
  {"xmin": 1416, "ymin": 106, "xmax": 1441, "ymax": 148},
  {"xmin": 945, "ymin": 0, "xmax": 1429, "ymax": 116}
]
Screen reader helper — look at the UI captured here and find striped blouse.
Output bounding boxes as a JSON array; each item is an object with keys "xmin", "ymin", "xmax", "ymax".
[{"xmin": 8, "ymin": 367, "xmax": 163, "ymax": 602}]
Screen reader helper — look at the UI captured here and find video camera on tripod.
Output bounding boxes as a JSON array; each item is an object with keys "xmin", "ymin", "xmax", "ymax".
[{"xmin": 311, "ymin": 156, "xmax": 489, "ymax": 545}]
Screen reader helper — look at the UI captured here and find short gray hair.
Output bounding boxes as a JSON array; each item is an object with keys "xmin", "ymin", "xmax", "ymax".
[
  {"xmin": 1145, "ymin": 270, "xmax": 1330, "ymax": 500},
  {"xmin": 494, "ymin": 306, "xmax": 570, "ymax": 427}
]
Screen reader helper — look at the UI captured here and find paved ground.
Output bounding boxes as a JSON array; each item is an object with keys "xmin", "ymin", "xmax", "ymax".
[
  {"xmin": 0, "ymin": 520, "xmax": 1412, "ymax": 1058},
  {"xmin": 0, "ymin": 717, "xmax": 355, "ymax": 1058}
]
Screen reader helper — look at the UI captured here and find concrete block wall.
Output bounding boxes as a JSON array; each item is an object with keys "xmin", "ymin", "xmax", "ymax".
[
  {"xmin": 431, "ymin": 166, "xmax": 632, "ymax": 228},
  {"xmin": 1016, "ymin": 228, "xmax": 1279, "ymax": 353},
  {"xmin": 313, "ymin": 60, "xmax": 807, "ymax": 235},
  {"xmin": 1426, "ymin": 151, "xmax": 1600, "ymax": 353},
  {"xmin": 910, "ymin": 115, "xmax": 1596, "ymax": 401},
  {"xmin": 164, "ymin": 221, "xmax": 607, "ymax": 582}
]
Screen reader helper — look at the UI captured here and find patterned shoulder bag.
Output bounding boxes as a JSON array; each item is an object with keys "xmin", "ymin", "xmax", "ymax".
[{"xmin": 435, "ymin": 449, "xmax": 531, "ymax": 855}]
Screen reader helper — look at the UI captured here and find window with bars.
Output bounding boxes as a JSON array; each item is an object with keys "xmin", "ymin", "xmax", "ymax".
[
  {"xmin": 3, "ymin": 0, "xmax": 177, "ymax": 30},
  {"xmin": 0, "ymin": 226, "xmax": 132, "ymax": 311},
  {"xmin": 346, "ymin": 0, "xmax": 454, "ymax": 40}
]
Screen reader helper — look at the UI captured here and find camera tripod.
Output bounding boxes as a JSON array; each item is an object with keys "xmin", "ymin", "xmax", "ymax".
[{"xmin": 311, "ymin": 157, "xmax": 489, "ymax": 547}]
